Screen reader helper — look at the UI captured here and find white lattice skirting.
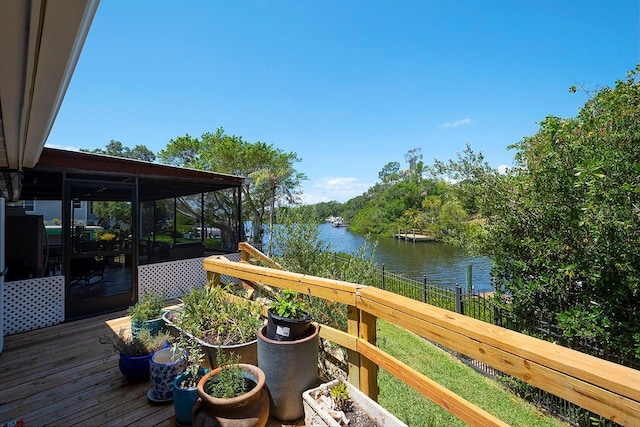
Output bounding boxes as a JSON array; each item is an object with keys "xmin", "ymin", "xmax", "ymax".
[
  {"xmin": 3, "ymin": 276, "xmax": 65, "ymax": 335},
  {"xmin": 138, "ymin": 254, "xmax": 241, "ymax": 299}
]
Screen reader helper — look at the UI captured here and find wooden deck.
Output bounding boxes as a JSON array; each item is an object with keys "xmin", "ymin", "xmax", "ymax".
[
  {"xmin": 0, "ymin": 310, "xmax": 176, "ymax": 427},
  {"xmin": 0, "ymin": 310, "xmax": 304, "ymax": 427}
]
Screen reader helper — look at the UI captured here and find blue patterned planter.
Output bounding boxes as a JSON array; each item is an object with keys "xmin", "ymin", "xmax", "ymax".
[{"xmin": 149, "ymin": 347, "xmax": 186, "ymax": 402}]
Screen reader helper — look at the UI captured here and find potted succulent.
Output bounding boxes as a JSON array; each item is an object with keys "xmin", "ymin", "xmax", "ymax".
[
  {"xmin": 266, "ymin": 289, "xmax": 312, "ymax": 341},
  {"xmin": 172, "ymin": 334, "xmax": 208, "ymax": 426},
  {"xmin": 192, "ymin": 352, "xmax": 269, "ymax": 427},
  {"xmin": 102, "ymin": 328, "xmax": 171, "ymax": 382},
  {"xmin": 172, "ymin": 285, "xmax": 264, "ymax": 368},
  {"xmin": 302, "ymin": 378, "xmax": 407, "ymax": 427},
  {"xmin": 129, "ymin": 290, "xmax": 166, "ymax": 339}
]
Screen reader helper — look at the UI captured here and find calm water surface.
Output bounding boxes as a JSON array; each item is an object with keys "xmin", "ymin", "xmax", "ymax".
[{"xmin": 317, "ymin": 223, "xmax": 494, "ymax": 293}]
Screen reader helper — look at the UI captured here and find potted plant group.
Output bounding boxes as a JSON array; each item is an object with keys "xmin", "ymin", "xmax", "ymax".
[
  {"xmin": 266, "ymin": 289, "xmax": 313, "ymax": 341},
  {"xmin": 102, "ymin": 328, "xmax": 171, "ymax": 382},
  {"xmin": 302, "ymin": 378, "xmax": 407, "ymax": 427},
  {"xmin": 258, "ymin": 289, "xmax": 319, "ymax": 420},
  {"xmin": 192, "ymin": 352, "xmax": 269, "ymax": 427},
  {"xmin": 172, "ymin": 285, "xmax": 264, "ymax": 368},
  {"xmin": 129, "ymin": 290, "xmax": 166, "ymax": 339}
]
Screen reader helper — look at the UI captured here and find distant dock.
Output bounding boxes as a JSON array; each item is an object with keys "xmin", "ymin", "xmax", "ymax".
[{"xmin": 393, "ymin": 232, "xmax": 436, "ymax": 242}]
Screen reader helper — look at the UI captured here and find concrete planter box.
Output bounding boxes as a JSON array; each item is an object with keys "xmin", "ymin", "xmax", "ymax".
[{"xmin": 302, "ymin": 379, "xmax": 407, "ymax": 427}]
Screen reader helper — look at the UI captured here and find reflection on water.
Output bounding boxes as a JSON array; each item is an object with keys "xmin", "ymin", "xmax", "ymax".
[{"xmin": 318, "ymin": 224, "xmax": 494, "ymax": 293}]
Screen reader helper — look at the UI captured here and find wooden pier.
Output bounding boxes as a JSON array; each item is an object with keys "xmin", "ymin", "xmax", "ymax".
[{"xmin": 393, "ymin": 232, "xmax": 435, "ymax": 242}]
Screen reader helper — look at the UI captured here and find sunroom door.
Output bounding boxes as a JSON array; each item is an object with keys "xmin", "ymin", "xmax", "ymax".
[{"xmin": 64, "ymin": 179, "xmax": 136, "ymax": 319}]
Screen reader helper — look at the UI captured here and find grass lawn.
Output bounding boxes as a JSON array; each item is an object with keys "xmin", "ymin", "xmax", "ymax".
[{"xmin": 376, "ymin": 320, "xmax": 567, "ymax": 427}]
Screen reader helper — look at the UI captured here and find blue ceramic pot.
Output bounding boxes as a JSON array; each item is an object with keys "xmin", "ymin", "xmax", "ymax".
[
  {"xmin": 118, "ymin": 341, "xmax": 169, "ymax": 382},
  {"xmin": 150, "ymin": 347, "xmax": 187, "ymax": 401},
  {"xmin": 173, "ymin": 369, "xmax": 207, "ymax": 426}
]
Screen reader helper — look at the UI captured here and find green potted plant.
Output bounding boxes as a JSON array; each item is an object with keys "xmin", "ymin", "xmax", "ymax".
[
  {"xmin": 258, "ymin": 289, "xmax": 318, "ymax": 421},
  {"xmin": 172, "ymin": 334, "xmax": 208, "ymax": 426},
  {"xmin": 128, "ymin": 290, "xmax": 166, "ymax": 339},
  {"xmin": 149, "ymin": 343, "xmax": 187, "ymax": 402},
  {"xmin": 102, "ymin": 328, "xmax": 171, "ymax": 382},
  {"xmin": 192, "ymin": 352, "xmax": 269, "ymax": 427},
  {"xmin": 173, "ymin": 285, "xmax": 264, "ymax": 368},
  {"xmin": 266, "ymin": 289, "xmax": 312, "ymax": 341}
]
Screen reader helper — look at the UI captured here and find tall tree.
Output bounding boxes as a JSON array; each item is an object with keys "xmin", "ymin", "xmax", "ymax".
[{"xmin": 159, "ymin": 128, "xmax": 306, "ymax": 248}]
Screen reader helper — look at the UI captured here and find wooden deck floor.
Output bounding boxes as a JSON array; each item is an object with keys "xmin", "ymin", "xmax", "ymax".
[{"xmin": 0, "ymin": 311, "xmax": 305, "ymax": 427}]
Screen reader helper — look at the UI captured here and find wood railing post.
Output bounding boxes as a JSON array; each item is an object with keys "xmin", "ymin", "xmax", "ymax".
[
  {"xmin": 359, "ymin": 310, "xmax": 379, "ymax": 400},
  {"xmin": 240, "ymin": 245, "xmax": 250, "ymax": 263},
  {"xmin": 206, "ymin": 270, "xmax": 221, "ymax": 291},
  {"xmin": 347, "ymin": 304, "xmax": 361, "ymax": 389}
]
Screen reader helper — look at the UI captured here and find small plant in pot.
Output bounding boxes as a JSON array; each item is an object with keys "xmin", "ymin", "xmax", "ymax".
[
  {"xmin": 266, "ymin": 288, "xmax": 312, "ymax": 341},
  {"xmin": 129, "ymin": 290, "xmax": 166, "ymax": 339},
  {"xmin": 192, "ymin": 351, "xmax": 270, "ymax": 427},
  {"xmin": 302, "ymin": 377, "xmax": 407, "ymax": 427},
  {"xmin": 172, "ymin": 334, "xmax": 208, "ymax": 426},
  {"xmin": 102, "ymin": 328, "xmax": 171, "ymax": 382}
]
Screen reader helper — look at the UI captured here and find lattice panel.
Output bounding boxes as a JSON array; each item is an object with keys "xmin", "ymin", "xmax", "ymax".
[
  {"xmin": 4, "ymin": 276, "xmax": 65, "ymax": 335},
  {"xmin": 137, "ymin": 253, "xmax": 242, "ymax": 299},
  {"xmin": 138, "ymin": 258, "xmax": 207, "ymax": 299},
  {"xmin": 220, "ymin": 253, "xmax": 241, "ymax": 286}
]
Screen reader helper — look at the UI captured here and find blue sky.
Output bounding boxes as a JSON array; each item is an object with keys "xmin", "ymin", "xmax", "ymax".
[{"xmin": 46, "ymin": 1, "xmax": 639, "ymax": 204}]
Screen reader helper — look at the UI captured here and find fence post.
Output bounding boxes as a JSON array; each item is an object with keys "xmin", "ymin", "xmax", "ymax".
[
  {"xmin": 466, "ymin": 264, "xmax": 473, "ymax": 294},
  {"xmin": 381, "ymin": 264, "xmax": 385, "ymax": 290},
  {"xmin": 455, "ymin": 285, "xmax": 463, "ymax": 315},
  {"xmin": 494, "ymin": 306, "xmax": 502, "ymax": 327},
  {"xmin": 422, "ymin": 275, "xmax": 427, "ymax": 303}
]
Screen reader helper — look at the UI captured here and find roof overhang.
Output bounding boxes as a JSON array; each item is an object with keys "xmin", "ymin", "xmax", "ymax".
[
  {"xmin": 21, "ymin": 148, "xmax": 245, "ymax": 202},
  {"xmin": 0, "ymin": 0, "xmax": 99, "ymax": 172}
]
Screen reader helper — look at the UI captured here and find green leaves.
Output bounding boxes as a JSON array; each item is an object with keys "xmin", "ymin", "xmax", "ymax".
[{"xmin": 484, "ymin": 67, "xmax": 640, "ymax": 360}]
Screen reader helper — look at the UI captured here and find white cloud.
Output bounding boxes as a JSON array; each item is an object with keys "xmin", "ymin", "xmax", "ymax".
[
  {"xmin": 497, "ymin": 164, "xmax": 509, "ymax": 174},
  {"xmin": 443, "ymin": 118, "xmax": 472, "ymax": 128},
  {"xmin": 300, "ymin": 177, "xmax": 372, "ymax": 204}
]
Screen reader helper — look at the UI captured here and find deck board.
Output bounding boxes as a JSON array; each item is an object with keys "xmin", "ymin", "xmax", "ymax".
[
  {"xmin": 0, "ymin": 310, "xmax": 177, "ymax": 427},
  {"xmin": 0, "ymin": 310, "xmax": 302, "ymax": 427}
]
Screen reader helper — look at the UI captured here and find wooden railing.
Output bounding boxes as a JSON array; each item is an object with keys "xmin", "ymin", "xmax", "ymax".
[{"xmin": 203, "ymin": 245, "xmax": 640, "ymax": 426}]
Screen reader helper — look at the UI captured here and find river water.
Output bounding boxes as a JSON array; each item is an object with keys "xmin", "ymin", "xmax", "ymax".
[{"xmin": 317, "ymin": 223, "xmax": 494, "ymax": 294}]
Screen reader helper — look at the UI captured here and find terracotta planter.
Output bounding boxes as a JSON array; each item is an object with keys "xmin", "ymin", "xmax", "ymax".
[{"xmin": 193, "ymin": 363, "xmax": 269, "ymax": 427}]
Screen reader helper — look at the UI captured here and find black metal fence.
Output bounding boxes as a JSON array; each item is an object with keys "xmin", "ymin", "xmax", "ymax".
[{"xmin": 331, "ymin": 253, "xmax": 629, "ymax": 426}]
